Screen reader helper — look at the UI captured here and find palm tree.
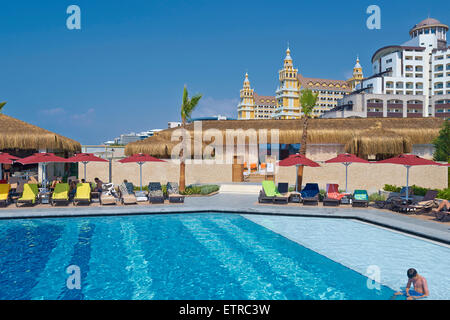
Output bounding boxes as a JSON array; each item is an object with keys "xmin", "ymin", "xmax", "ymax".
[
  {"xmin": 179, "ymin": 86, "xmax": 202, "ymax": 192},
  {"xmin": 0, "ymin": 102, "xmax": 6, "ymax": 113},
  {"xmin": 297, "ymin": 89, "xmax": 319, "ymax": 189}
]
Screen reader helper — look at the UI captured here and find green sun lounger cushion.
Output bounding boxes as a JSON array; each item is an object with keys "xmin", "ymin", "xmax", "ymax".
[
  {"xmin": 262, "ymin": 181, "xmax": 282, "ymax": 197},
  {"xmin": 353, "ymin": 190, "xmax": 369, "ymax": 201}
]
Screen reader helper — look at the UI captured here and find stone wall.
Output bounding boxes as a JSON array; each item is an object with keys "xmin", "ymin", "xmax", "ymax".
[{"xmin": 80, "ymin": 160, "xmax": 448, "ymax": 193}]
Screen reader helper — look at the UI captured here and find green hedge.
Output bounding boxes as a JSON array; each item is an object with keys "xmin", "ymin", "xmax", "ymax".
[
  {"xmin": 383, "ymin": 184, "xmax": 450, "ymax": 200},
  {"xmin": 181, "ymin": 185, "xmax": 220, "ymax": 196}
]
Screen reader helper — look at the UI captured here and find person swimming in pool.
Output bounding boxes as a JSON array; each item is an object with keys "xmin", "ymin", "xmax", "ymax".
[{"xmin": 393, "ymin": 268, "xmax": 429, "ymax": 300}]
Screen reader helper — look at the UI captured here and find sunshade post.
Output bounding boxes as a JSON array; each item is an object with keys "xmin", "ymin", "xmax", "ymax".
[
  {"xmin": 405, "ymin": 165, "xmax": 411, "ymax": 202},
  {"xmin": 344, "ymin": 162, "xmax": 351, "ymax": 194},
  {"xmin": 295, "ymin": 165, "xmax": 299, "ymax": 192},
  {"xmin": 82, "ymin": 161, "xmax": 88, "ymax": 181},
  {"xmin": 42, "ymin": 162, "xmax": 48, "ymax": 189},
  {"xmin": 139, "ymin": 162, "xmax": 143, "ymax": 191}
]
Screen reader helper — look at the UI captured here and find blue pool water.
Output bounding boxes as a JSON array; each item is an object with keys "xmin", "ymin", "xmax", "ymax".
[{"xmin": 0, "ymin": 213, "xmax": 412, "ymax": 300}]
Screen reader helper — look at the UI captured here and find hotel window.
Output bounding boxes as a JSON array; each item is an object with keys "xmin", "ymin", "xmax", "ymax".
[
  {"xmin": 435, "ymin": 65, "xmax": 444, "ymax": 72},
  {"xmin": 435, "ymin": 56, "xmax": 444, "ymax": 60},
  {"xmin": 415, "ymin": 66, "xmax": 423, "ymax": 72},
  {"xmin": 415, "ymin": 56, "xmax": 423, "ymax": 61}
]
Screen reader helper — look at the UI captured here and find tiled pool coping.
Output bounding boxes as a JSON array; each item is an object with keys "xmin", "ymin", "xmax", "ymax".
[{"xmin": 0, "ymin": 194, "xmax": 449, "ymax": 245}]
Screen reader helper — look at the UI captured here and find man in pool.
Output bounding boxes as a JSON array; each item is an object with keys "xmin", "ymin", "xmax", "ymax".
[{"xmin": 393, "ymin": 268, "xmax": 429, "ymax": 300}]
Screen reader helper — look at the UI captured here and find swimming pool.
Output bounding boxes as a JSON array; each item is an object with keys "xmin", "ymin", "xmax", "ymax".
[{"xmin": 0, "ymin": 213, "xmax": 445, "ymax": 300}]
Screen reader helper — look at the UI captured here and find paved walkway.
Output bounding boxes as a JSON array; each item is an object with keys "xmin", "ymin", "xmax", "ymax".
[{"xmin": 0, "ymin": 194, "xmax": 449, "ymax": 244}]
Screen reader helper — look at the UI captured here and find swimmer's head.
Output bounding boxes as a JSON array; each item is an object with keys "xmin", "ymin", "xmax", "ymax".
[{"xmin": 407, "ymin": 268, "xmax": 418, "ymax": 279}]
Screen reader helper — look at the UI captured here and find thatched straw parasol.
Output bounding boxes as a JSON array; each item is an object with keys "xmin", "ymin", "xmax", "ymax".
[
  {"xmin": 125, "ymin": 118, "xmax": 444, "ymax": 158},
  {"xmin": 345, "ymin": 121, "xmax": 412, "ymax": 158},
  {"xmin": 0, "ymin": 114, "xmax": 81, "ymax": 152}
]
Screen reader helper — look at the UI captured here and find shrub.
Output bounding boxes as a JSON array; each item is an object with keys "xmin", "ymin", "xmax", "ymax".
[
  {"xmin": 181, "ymin": 185, "xmax": 219, "ymax": 196},
  {"xmin": 383, "ymin": 184, "xmax": 450, "ymax": 200},
  {"xmin": 437, "ymin": 188, "xmax": 450, "ymax": 200},
  {"xmin": 369, "ymin": 193, "xmax": 386, "ymax": 202},
  {"xmin": 384, "ymin": 184, "xmax": 401, "ymax": 193}
]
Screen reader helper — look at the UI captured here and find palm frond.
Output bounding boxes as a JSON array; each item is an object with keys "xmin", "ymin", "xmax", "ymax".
[
  {"xmin": 300, "ymin": 89, "xmax": 318, "ymax": 116},
  {"xmin": 0, "ymin": 102, "xmax": 6, "ymax": 113}
]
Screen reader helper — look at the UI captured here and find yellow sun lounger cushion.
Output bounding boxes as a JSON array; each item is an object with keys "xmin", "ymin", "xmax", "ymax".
[
  {"xmin": 74, "ymin": 183, "xmax": 91, "ymax": 203},
  {"xmin": 52, "ymin": 183, "xmax": 69, "ymax": 201},
  {"xmin": 0, "ymin": 184, "xmax": 11, "ymax": 202},
  {"xmin": 18, "ymin": 183, "xmax": 39, "ymax": 204}
]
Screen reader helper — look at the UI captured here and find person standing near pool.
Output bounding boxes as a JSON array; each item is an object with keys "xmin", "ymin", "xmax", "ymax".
[{"xmin": 393, "ymin": 268, "xmax": 429, "ymax": 300}]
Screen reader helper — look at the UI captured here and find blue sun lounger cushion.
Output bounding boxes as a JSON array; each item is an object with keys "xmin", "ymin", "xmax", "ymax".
[{"xmin": 301, "ymin": 183, "xmax": 320, "ymax": 199}]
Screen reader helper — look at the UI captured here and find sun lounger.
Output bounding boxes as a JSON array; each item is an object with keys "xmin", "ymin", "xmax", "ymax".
[
  {"xmin": 167, "ymin": 182, "xmax": 185, "ymax": 203},
  {"xmin": 396, "ymin": 190, "xmax": 439, "ymax": 214},
  {"xmin": 0, "ymin": 183, "xmax": 11, "ymax": 207},
  {"xmin": 301, "ymin": 183, "xmax": 320, "ymax": 206},
  {"xmin": 352, "ymin": 190, "xmax": 369, "ymax": 207},
  {"xmin": 16, "ymin": 183, "xmax": 39, "ymax": 207},
  {"xmin": 148, "ymin": 182, "xmax": 165, "ymax": 204},
  {"xmin": 100, "ymin": 183, "xmax": 118, "ymax": 205},
  {"xmin": 258, "ymin": 181, "xmax": 289, "ymax": 204},
  {"xmin": 118, "ymin": 182, "xmax": 137, "ymax": 205},
  {"xmin": 323, "ymin": 184, "xmax": 346, "ymax": 207},
  {"xmin": 435, "ymin": 210, "xmax": 450, "ymax": 222},
  {"xmin": 51, "ymin": 183, "xmax": 70, "ymax": 206},
  {"xmin": 73, "ymin": 183, "xmax": 91, "ymax": 206},
  {"xmin": 374, "ymin": 187, "xmax": 414, "ymax": 210}
]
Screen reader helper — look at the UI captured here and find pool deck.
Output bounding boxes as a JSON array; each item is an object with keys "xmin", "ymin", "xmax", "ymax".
[{"xmin": 0, "ymin": 193, "xmax": 449, "ymax": 245}]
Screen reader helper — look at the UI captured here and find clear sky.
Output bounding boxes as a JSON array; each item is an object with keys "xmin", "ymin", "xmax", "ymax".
[{"xmin": 0, "ymin": 0, "xmax": 449, "ymax": 144}]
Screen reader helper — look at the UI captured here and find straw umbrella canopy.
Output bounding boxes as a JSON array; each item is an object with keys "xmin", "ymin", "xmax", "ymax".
[
  {"xmin": 0, "ymin": 114, "xmax": 81, "ymax": 152},
  {"xmin": 18, "ymin": 153, "xmax": 70, "ymax": 187},
  {"xmin": 118, "ymin": 154, "xmax": 166, "ymax": 191},
  {"xmin": 377, "ymin": 155, "xmax": 441, "ymax": 201},
  {"xmin": 125, "ymin": 118, "xmax": 442, "ymax": 159},
  {"xmin": 67, "ymin": 153, "xmax": 109, "ymax": 180},
  {"xmin": 279, "ymin": 154, "xmax": 320, "ymax": 192},
  {"xmin": 325, "ymin": 154, "xmax": 370, "ymax": 194}
]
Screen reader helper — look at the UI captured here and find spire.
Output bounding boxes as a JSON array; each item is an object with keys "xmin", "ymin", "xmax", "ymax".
[
  {"xmin": 243, "ymin": 72, "xmax": 250, "ymax": 88},
  {"xmin": 354, "ymin": 55, "xmax": 361, "ymax": 69},
  {"xmin": 285, "ymin": 46, "xmax": 292, "ymax": 62}
]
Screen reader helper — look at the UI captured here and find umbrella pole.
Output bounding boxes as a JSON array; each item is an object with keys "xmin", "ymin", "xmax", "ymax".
[
  {"xmin": 139, "ymin": 162, "xmax": 143, "ymax": 191},
  {"xmin": 296, "ymin": 165, "xmax": 299, "ymax": 192},
  {"xmin": 345, "ymin": 163, "xmax": 350, "ymax": 194},
  {"xmin": 84, "ymin": 162, "xmax": 87, "ymax": 181},
  {"xmin": 406, "ymin": 165, "xmax": 410, "ymax": 202}
]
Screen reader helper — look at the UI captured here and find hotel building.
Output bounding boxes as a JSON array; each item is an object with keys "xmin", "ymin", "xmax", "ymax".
[
  {"xmin": 237, "ymin": 48, "xmax": 353, "ymax": 120},
  {"xmin": 324, "ymin": 18, "xmax": 450, "ymax": 119}
]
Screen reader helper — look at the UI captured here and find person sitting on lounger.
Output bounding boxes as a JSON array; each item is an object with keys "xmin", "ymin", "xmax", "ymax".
[
  {"xmin": 94, "ymin": 178, "xmax": 104, "ymax": 192},
  {"xmin": 393, "ymin": 268, "xmax": 429, "ymax": 300},
  {"xmin": 69, "ymin": 180, "xmax": 77, "ymax": 199},
  {"xmin": 433, "ymin": 200, "xmax": 450, "ymax": 213}
]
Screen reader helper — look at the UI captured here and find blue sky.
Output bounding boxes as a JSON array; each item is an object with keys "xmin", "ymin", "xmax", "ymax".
[{"xmin": 0, "ymin": 0, "xmax": 449, "ymax": 144}]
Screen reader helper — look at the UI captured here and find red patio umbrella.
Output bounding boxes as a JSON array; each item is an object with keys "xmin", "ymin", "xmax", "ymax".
[
  {"xmin": 0, "ymin": 153, "xmax": 17, "ymax": 164},
  {"xmin": 0, "ymin": 152, "xmax": 20, "ymax": 162},
  {"xmin": 67, "ymin": 153, "xmax": 109, "ymax": 181},
  {"xmin": 18, "ymin": 153, "xmax": 69, "ymax": 187},
  {"xmin": 377, "ymin": 155, "xmax": 441, "ymax": 201},
  {"xmin": 325, "ymin": 154, "xmax": 370, "ymax": 194},
  {"xmin": 118, "ymin": 153, "xmax": 166, "ymax": 191},
  {"xmin": 279, "ymin": 154, "xmax": 320, "ymax": 192}
]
